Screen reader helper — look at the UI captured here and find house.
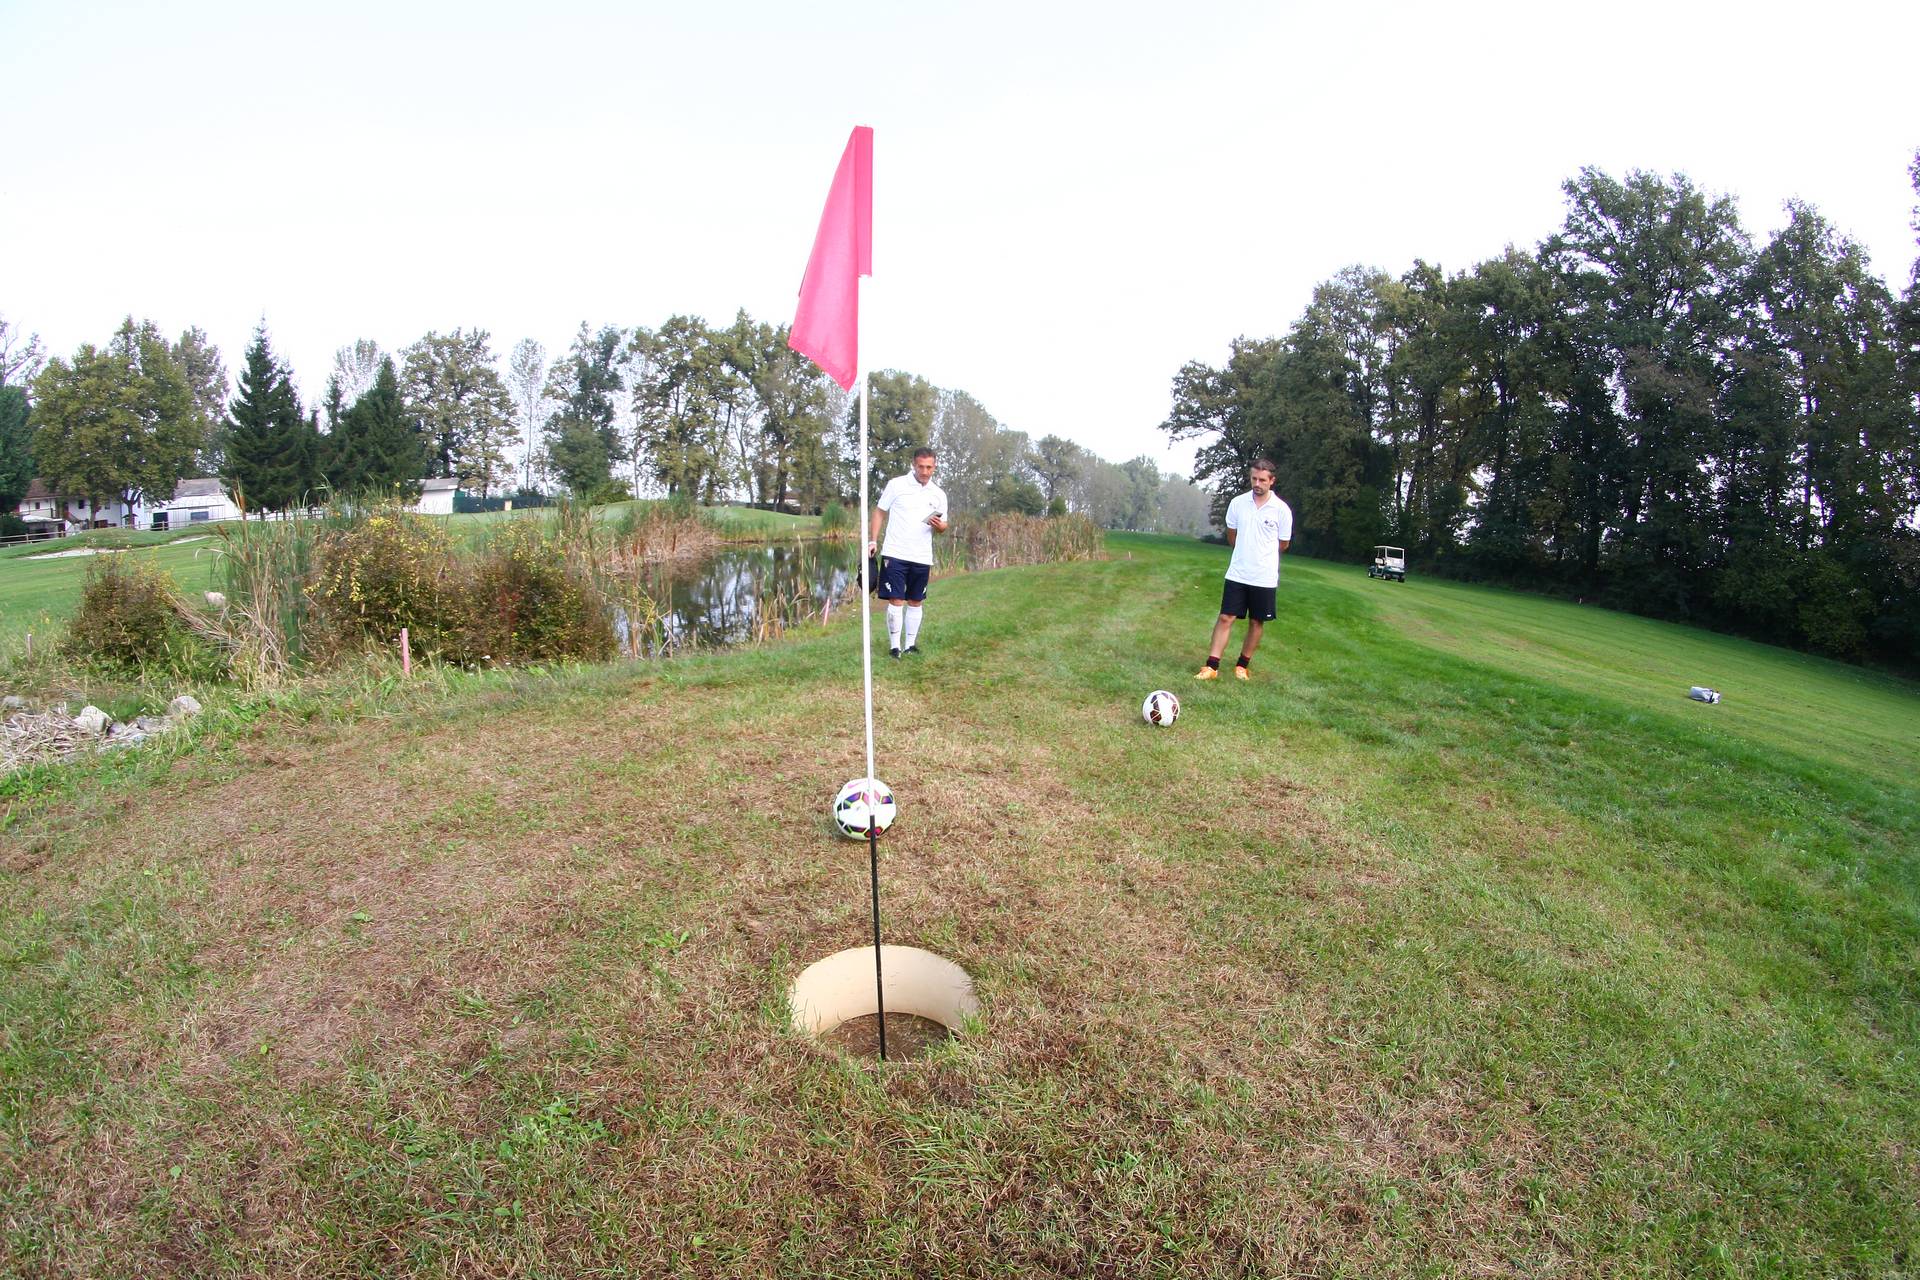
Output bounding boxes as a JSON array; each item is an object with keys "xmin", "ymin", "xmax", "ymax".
[
  {"xmin": 411, "ymin": 478, "xmax": 459, "ymax": 516},
  {"xmin": 13, "ymin": 479, "xmax": 134, "ymax": 531},
  {"xmin": 142, "ymin": 478, "xmax": 241, "ymax": 530}
]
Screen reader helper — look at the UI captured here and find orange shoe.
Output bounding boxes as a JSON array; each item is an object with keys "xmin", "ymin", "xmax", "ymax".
[
  {"xmin": 1234, "ymin": 665, "xmax": 1250, "ymax": 681},
  {"xmin": 1193, "ymin": 666, "xmax": 1218, "ymax": 680}
]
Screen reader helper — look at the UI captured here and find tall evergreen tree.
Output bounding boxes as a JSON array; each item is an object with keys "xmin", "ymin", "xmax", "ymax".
[
  {"xmin": 331, "ymin": 357, "xmax": 424, "ymax": 500},
  {"xmin": 222, "ymin": 324, "xmax": 308, "ymax": 515}
]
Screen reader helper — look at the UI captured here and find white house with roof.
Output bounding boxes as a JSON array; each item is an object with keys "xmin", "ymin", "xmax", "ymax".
[
  {"xmin": 142, "ymin": 478, "xmax": 241, "ymax": 529},
  {"xmin": 14, "ymin": 479, "xmax": 135, "ymax": 531},
  {"xmin": 13, "ymin": 477, "xmax": 242, "ymax": 534},
  {"xmin": 411, "ymin": 478, "xmax": 459, "ymax": 516}
]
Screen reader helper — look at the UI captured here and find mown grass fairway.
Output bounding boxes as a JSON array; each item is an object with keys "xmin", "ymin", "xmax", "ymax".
[{"xmin": 2, "ymin": 534, "xmax": 1916, "ymax": 1276}]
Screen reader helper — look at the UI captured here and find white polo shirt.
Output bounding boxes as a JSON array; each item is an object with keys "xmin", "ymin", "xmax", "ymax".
[
  {"xmin": 878, "ymin": 473, "xmax": 948, "ymax": 565},
  {"xmin": 1224, "ymin": 491, "xmax": 1292, "ymax": 588}
]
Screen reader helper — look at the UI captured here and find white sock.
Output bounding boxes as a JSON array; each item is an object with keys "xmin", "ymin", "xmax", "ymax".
[
  {"xmin": 886, "ymin": 604, "xmax": 903, "ymax": 650},
  {"xmin": 903, "ymin": 605, "xmax": 923, "ymax": 649}
]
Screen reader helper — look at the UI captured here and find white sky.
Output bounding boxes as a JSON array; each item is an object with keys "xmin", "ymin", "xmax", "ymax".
[{"xmin": 5, "ymin": 0, "xmax": 1916, "ymax": 481}]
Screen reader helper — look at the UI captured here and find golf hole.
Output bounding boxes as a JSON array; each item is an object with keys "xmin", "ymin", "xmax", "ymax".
[{"xmin": 789, "ymin": 945, "xmax": 979, "ymax": 1062}]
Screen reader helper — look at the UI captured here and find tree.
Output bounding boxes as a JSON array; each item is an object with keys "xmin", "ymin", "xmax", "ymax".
[
  {"xmin": 629, "ymin": 315, "xmax": 739, "ymax": 500},
  {"xmin": 330, "ymin": 356, "xmax": 424, "ymax": 500},
  {"xmin": 506, "ymin": 338, "xmax": 548, "ymax": 491},
  {"xmin": 726, "ymin": 312, "xmax": 834, "ymax": 508},
  {"xmin": 330, "ymin": 339, "xmax": 383, "ymax": 408},
  {"xmin": 401, "ymin": 329, "xmax": 517, "ymax": 493},
  {"xmin": 1544, "ymin": 168, "xmax": 1751, "ymax": 612},
  {"xmin": 222, "ymin": 324, "xmax": 312, "ymax": 514},
  {"xmin": 0, "ymin": 316, "xmax": 45, "ymax": 391},
  {"xmin": 1032, "ymin": 435, "xmax": 1090, "ymax": 507},
  {"xmin": 542, "ymin": 323, "xmax": 626, "ymax": 495},
  {"xmin": 848, "ymin": 370, "xmax": 936, "ymax": 495},
  {"xmin": 172, "ymin": 327, "xmax": 228, "ymax": 477},
  {"xmin": 0, "ymin": 386, "xmax": 32, "ymax": 513},
  {"xmin": 31, "ymin": 318, "xmax": 202, "ymax": 521},
  {"xmin": 1157, "ymin": 473, "xmax": 1212, "ymax": 535}
]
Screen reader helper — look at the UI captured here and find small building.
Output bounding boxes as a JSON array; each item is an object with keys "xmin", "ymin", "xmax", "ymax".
[
  {"xmin": 13, "ymin": 479, "xmax": 134, "ymax": 530},
  {"xmin": 412, "ymin": 478, "xmax": 459, "ymax": 517},
  {"xmin": 143, "ymin": 478, "xmax": 241, "ymax": 530}
]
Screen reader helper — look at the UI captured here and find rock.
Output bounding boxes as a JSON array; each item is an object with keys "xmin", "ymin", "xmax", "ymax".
[
  {"xmin": 75, "ymin": 705, "xmax": 111, "ymax": 735},
  {"xmin": 205, "ymin": 591, "xmax": 227, "ymax": 610},
  {"xmin": 1, "ymin": 695, "xmax": 24, "ymax": 710},
  {"xmin": 168, "ymin": 694, "xmax": 203, "ymax": 719},
  {"xmin": 132, "ymin": 715, "xmax": 172, "ymax": 734}
]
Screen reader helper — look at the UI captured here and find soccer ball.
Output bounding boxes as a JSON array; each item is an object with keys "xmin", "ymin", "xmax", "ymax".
[
  {"xmin": 833, "ymin": 776, "xmax": 898, "ymax": 839},
  {"xmin": 1142, "ymin": 690, "xmax": 1180, "ymax": 727}
]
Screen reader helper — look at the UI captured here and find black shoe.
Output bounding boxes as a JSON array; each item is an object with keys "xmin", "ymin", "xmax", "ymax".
[
  {"xmin": 889, "ymin": 647, "xmax": 901, "ymax": 659},
  {"xmin": 904, "ymin": 645, "xmax": 920, "ymax": 656}
]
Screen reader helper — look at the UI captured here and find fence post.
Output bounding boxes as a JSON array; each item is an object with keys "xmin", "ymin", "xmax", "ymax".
[{"xmin": 400, "ymin": 627, "xmax": 411, "ymax": 677}]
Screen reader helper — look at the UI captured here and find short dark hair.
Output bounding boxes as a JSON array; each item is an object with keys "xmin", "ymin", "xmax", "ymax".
[
  {"xmin": 1250, "ymin": 458, "xmax": 1277, "ymax": 477},
  {"xmin": 913, "ymin": 447, "xmax": 937, "ymax": 462}
]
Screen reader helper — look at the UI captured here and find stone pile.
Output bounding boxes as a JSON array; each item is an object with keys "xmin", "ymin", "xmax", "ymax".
[{"xmin": 0, "ymin": 694, "xmax": 203, "ymax": 776}]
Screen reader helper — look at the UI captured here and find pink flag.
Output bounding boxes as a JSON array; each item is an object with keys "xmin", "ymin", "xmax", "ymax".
[{"xmin": 789, "ymin": 126, "xmax": 873, "ymax": 391}]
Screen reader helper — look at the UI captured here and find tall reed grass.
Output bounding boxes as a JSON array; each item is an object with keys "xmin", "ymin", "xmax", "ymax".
[{"xmin": 951, "ymin": 513, "xmax": 1105, "ymax": 572}]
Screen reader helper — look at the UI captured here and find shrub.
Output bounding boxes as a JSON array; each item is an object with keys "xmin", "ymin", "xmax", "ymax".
[
  {"xmin": 66, "ymin": 554, "xmax": 210, "ymax": 674},
  {"xmin": 587, "ymin": 478, "xmax": 633, "ymax": 506},
  {"xmin": 464, "ymin": 521, "xmax": 613, "ymax": 664},
  {"xmin": 820, "ymin": 500, "xmax": 852, "ymax": 537},
  {"xmin": 308, "ymin": 509, "xmax": 463, "ymax": 656}
]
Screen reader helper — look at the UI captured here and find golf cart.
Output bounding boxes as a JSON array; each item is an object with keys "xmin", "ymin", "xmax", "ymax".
[{"xmin": 1368, "ymin": 546, "xmax": 1407, "ymax": 582}]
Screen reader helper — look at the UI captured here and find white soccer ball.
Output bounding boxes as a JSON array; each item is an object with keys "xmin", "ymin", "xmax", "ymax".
[
  {"xmin": 833, "ymin": 776, "xmax": 898, "ymax": 839},
  {"xmin": 1142, "ymin": 690, "xmax": 1180, "ymax": 727}
]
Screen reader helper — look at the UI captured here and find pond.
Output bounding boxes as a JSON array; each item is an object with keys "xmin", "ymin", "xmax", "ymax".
[{"xmin": 614, "ymin": 539, "xmax": 864, "ymax": 656}]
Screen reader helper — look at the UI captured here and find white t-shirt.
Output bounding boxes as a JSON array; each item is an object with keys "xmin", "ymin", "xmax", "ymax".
[
  {"xmin": 878, "ymin": 473, "xmax": 948, "ymax": 565},
  {"xmin": 1224, "ymin": 491, "xmax": 1293, "ymax": 588}
]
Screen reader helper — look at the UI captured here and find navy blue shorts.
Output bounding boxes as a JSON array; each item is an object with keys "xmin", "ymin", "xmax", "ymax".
[
  {"xmin": 1219, "ymin": 579, "xmax": 1277, "ymax": 621},
  {"xmin": 880, "ymin": 557, "xmax": 931, "ymax": 602}
]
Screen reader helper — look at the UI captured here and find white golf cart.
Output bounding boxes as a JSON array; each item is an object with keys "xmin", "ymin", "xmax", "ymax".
[{"xmin": 1368, "ymin": 545, "xmax": 1407, "ymax": 582}]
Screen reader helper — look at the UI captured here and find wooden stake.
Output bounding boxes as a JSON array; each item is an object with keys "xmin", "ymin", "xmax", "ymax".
[{"xmin": 400, "ymin": 627, "xmax": 411, "ymax": 677}]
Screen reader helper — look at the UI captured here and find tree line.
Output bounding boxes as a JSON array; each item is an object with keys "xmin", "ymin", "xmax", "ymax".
[
  {"xmin": 1, "ymin": 312, "xmax": 1207, "ymax": 534},
  {"xmin": 1163, "ymin": 162, "xmax": 1920, "ymax": 664}
]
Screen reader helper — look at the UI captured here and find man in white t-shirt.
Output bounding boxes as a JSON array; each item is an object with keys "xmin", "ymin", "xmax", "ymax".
[
  {"xmin": 1195, "ymin": 458, "xmax": 1292, "ymax": 682},
  {"xmin": 868, "ymin": 447, "xmax": 949, "ymax": 657}
]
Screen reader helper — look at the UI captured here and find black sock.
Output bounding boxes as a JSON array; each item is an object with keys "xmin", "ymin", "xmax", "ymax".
[
  {"xmin": 1236, "ymin": 655, "xmax": 1250, "ymax": 669},
  {"xmin": 1206, "ymin": 656, "xmax": 1220, "ymax": 670}
]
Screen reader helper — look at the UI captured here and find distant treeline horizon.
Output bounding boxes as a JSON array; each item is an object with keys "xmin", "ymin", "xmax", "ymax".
[
  {"xmin": 1163, "ymin": 161, "xmax": 1920, "ymax": 665},
  {"xmin": 0, "ymin": 312, "xmax": 1209, "ymax": 541}
]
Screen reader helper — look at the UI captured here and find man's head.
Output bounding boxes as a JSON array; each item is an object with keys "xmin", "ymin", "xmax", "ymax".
[
  {"xmin": 1249, "ymin": 459, "xmax": 1276, "ymax": 496},
  {"xmin": 912, "ymin": 448, "xmax": 937, "ymax": 483}
]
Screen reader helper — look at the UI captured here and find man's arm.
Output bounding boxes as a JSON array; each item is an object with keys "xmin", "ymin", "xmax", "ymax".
[
  {"xmin": 1225, "ymin": 529, "xmax": 1237, "ymax": 548},
  {"xmin": 869, "ymin": 505, "xmax": 885, "ymax": 555},
  {"xmin": 1280, "ymin": 539, "xmax": 1290, "ymax": 552}
]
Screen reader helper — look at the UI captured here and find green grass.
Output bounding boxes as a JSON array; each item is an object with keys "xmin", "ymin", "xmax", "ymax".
[
  {"xmin": 0, "ymin": 532, "xmax": 231, "ymax": 644},
  {"xmin": 1, "ymin": 533, "xmax": 1915, "ymax": 1276}
]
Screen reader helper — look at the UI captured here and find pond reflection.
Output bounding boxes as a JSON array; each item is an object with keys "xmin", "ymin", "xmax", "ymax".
[{"xmin": 614, "ymin": 539, "xmax": 862, "ymax": 656}]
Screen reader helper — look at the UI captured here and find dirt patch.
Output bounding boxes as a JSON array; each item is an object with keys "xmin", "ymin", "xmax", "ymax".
[{"xmin": 818, "ymin": 1011, "xmax": 953, "ymax": 1060}]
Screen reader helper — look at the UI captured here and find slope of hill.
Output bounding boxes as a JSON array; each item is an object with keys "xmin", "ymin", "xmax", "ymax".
[{"xmin": 2, "ymin": 533, "xmax": 1915, "ymax": 1277}]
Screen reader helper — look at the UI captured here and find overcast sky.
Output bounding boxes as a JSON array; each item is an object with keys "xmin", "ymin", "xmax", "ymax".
[{"xmin": 5, "ymin": 0, "xmax": 1916, "ymax": 480}]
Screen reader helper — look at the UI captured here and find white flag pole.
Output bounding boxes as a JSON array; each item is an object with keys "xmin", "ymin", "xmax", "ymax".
[
  {"xmin": 858, "ymin": 307, "xmax": 876, "ymax": 784},
  {"xmin": 856, "ymin": 272, "xmax": 888, "ymax": 1060}
]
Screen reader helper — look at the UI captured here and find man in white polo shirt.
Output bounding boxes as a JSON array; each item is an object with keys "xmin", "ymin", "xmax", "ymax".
[
  {"xmin": 868, "ymin": 447, "xmax": 949, "ymax": 658},
  {"xmin": 1195, "ymin": 458, "xmax": 1292, "ymax": 682}
]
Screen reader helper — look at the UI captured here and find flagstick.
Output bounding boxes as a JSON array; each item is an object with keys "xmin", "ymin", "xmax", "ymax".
[{"xmin": 856, "ymin": 339, "xmax": 889, "ymax": 1063}]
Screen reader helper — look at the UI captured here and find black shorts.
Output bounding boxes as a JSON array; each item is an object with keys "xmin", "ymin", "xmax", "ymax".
[
  {"xmin": 1219, "ymin": 579, "xmax": 1277, "ymax": 621},
  {"xmin": 880, "ymin": 557, "xmax": 931, "ymax": 602}
]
